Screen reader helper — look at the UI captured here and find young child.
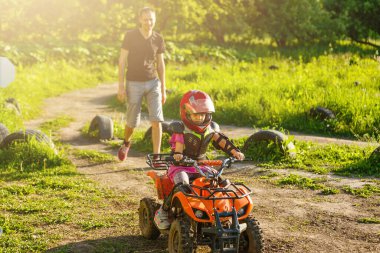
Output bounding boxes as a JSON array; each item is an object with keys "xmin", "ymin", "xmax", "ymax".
[{"xmin": 154, "ymin": 90, "xmax": 245, "ymax": 229}]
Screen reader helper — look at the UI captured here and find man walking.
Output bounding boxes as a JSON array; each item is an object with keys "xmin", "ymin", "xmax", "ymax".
[{"xmin": 117, "ymin": 7, "xmax": 166, "ymax": 161}]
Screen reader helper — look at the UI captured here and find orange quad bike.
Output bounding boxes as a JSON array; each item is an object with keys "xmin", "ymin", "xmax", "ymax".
[{"xmin": 139, "ymin": 154, "xmax": 264, "ymax": 253}]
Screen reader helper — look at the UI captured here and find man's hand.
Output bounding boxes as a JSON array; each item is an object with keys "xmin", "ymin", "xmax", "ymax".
[{"xmin": 162, "ymin": 90, "xmax": 167, "ymax": 104}]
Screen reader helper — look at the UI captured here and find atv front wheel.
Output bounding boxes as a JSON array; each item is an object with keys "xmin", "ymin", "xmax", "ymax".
[
  {"xmin": 139, "ymin": 197, "xmax": 161, "ymax": 239},
  {"xmin": 168, "ymin": 217, "xmax": 195, "ymax": 253},
  {"xmin": 239, "ymin": 215, "xmax": 264, "ymax": 253}
]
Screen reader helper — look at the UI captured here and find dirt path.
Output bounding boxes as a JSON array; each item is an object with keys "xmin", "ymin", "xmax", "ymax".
[{"xmin": 26, "ymin": 83, "xmax": 379, "ymax": 253}]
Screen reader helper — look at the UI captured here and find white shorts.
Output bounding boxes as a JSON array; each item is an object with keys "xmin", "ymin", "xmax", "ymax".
[{"xmin": 125, "ymin": 78, "xmax": 164, "ymax": 128}]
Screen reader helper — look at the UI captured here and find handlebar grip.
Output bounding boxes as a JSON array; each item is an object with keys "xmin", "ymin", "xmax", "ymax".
[{"xmin": 198, "ymin": 160, "xmax": 223, "ymax": 166}]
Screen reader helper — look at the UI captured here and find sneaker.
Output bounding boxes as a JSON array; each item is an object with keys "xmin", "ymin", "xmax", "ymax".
[
  {"xmin": 154, "ymin": 207, "xmax": 170, "ymax": 230},
  {"xmin": 118, "ymin": 141, "xmax": 130, "ymax": 161}
]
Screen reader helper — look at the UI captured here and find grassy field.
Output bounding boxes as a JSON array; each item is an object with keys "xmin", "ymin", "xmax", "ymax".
[
  {"xmin": 0, "ymin": 42, "xmax": 379, "ymax": 252},
  {"xmin": 0, "ymin": 149, "xmax": 139, "ymax": 252},
  {"xmin": 164, "ymin": 54, "xmax": 380, "ymax": 140},
  {"xmin": 0, "ymin": 61, "xmax": 116, "ymax": 133}
]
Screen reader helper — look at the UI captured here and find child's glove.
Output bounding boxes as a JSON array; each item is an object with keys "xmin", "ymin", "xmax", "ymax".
[
  {"xmin": 233, "ymin": 151, "xmax": 245, "ymax": 161},
  {"xmin": 173, "ymin": 153, "xmax": 183, "ymax": 161}
]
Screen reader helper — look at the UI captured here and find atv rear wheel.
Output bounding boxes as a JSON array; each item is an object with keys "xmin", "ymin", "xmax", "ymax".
[
  {"xmin": 168, "ymin": 217, "xmax": 195, "ymax": 253},
  {"xmin": 239, "ymin": 215, "xmax": 264, "ymax": 253},
  {"xmin": 139, "ymin": 197, "xmax": 161, "ymax": 240}
]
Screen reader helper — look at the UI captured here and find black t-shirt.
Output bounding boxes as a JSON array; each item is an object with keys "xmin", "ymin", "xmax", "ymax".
[{"xmin": 121, "ymin": 29, "xmax": 165, "ymax": 82}]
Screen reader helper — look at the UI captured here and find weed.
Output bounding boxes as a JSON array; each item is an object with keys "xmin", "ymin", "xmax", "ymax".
[
  {"xmin": 277, "ymin": 174, "xmax": 325, "ymax": 190},
  {"xmin": 343, "ymin": 184, "xmax": 380, "ymax": 198},
  {"xmin": 40, "ymin": 115, "xmax": 74, "ymax": 137},
  {"xmin": 0, "ymin": 139, "xmax": 69, "ymax": 171},
  {"xmin": 320, "ymin": 187, "xmax": 340, "ymax": 195},
  {"xmin": 72, "ymin": 149, "xmax": 116, "ymax": 164},
  {"xmin": 357, "ymin": 217, "xmax": 380, "ymax": 224}
]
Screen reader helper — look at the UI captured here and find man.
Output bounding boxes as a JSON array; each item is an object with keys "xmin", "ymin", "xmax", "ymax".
[{"xmin": 117, "ymin": 7, "xmax": 166, "ymax": 161}]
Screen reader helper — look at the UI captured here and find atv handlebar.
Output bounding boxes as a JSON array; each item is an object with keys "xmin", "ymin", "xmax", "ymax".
[{"xmin": 146, "ymin": 154, "xmax": 238, "ymax": 179}]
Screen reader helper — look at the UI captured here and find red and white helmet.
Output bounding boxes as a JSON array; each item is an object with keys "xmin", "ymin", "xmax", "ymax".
[{"xmin": 180, "ymin": 90, "xmax": 215, "ymax": 133}]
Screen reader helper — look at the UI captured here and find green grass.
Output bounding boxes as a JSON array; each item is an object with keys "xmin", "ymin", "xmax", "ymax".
[
  {"xmin": 276, "ymin": 174, "xmax": 326, "ymax": 190},
  {"xmin": 72, "ymin": 149, "xmax": 116, "ymax": 164},
  {"xmin": 0, "ymin": 148, "xmax": 139, "ymax": 252},
  {"xmin": 275, "ymin": 174, "xmax": 380, "ymax": 197},
  {"xmin": 1, "ymin": 42, "xmax": 379, "ymax": 252},
  {"xmin": 357, "ymin": 217, "xmax": 380, "ymax": 224},
  {"xmin": 106, "ymin": 120, "xmax": 379, "ymax": 178},
  {"xmin": 239, "ymin": 137, "xmax": 380, "ymax": 177},
  {"xmin": 40, "ymin": 115, "xmax": 74, "ymax": 135},
  {"xmin": 164, "ymin": 54, "xmax": 380, "ymax": 140},
  {"xmin": 320, "ymin": 187, "xmax": 340, "ymax": 195},
  {"xmin": 0, "ymin": 61, "xmax": 116, "ymax": 133},
  {"xmin": 342, "ymin": 184, "xmax": 380, "ymax": 198},
  {"xmin": 0, "ymin": 139, "xmax": 67, "ymax": 172}
]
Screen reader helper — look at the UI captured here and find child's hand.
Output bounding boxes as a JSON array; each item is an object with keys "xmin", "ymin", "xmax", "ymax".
[
  {"xmin": 234, "ymin": 152, "xmax": 245, "ymax": 161},
  {"xmin": 174, "ymin": 153, "xmax": 183, "ymax": 161}
]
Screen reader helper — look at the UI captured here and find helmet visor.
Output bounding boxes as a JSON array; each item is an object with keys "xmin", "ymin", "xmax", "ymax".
[{"xmin": 186, "ymin": 98, "xmax": 215, "ymax": 114}]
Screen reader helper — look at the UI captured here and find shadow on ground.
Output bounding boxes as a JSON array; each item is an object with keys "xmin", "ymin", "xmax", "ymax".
[{"xmin": 45, "ymin": 235, "xmax": 168, "ymax": 253}]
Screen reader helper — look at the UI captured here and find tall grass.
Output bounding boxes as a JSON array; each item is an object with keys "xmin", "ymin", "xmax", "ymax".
[
  {"xmin": 165, "ymin": 54, "xmax": 380, "ymax": 139},
  {"xmin": 0, "ymin": 61, "xmax": 116, "ymax": 132}
]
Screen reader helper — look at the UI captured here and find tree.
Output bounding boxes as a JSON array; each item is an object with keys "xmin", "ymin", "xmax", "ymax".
[
  {"xmin": 245, "ymin": 0, "xmax": 343, "ymax": 47},
  {"xmin": 324, "ymin": 0, "xmax": 380, "ymax": 48},
  {"xmin": 198, "ymin": 0, "xmax": 249, "ymax": 43}
]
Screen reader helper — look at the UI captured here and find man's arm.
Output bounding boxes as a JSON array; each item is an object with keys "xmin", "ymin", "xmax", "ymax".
[
  {"xmin": 157, "ymin": 53, "xmax": 166, "ymax": 104},
  {"xmin": 118, "ymin": 48, "xmax": 128, "ymax": 102}
]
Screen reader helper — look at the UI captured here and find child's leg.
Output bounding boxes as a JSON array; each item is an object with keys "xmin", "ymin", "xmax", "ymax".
[
  {"xmin": 162, "ymin": 171, "xmax": 191, "ymax": 211},
  {"xmin": 173, "ymin": 171, "xmax": 190, "ymax": 185},
  {"xmin": 154, "ymin": 205, "xmax": 170, "ymax": 229}
]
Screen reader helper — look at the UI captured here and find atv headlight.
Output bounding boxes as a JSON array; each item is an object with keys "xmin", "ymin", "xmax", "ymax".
[
  {"xmin": 237, "ymin": 205, "xmax": 248, "ymax": 217},
  {"xmin": 193, "ymin": 209, "xmax": 209, "ymax": 219}
]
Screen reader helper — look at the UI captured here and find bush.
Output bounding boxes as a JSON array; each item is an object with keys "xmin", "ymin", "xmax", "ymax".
[{"xmin": 0, "ymin": 139, "xmax": 69, "ymax": 171}]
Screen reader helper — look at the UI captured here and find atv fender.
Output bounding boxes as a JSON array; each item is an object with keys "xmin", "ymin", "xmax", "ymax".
[
  {"xmin": 147, "ymin": 171, "xmax": 174, "ymax": 200},
  {"xmin": 172, "ymin": 192, "xmax": 212, "ymax": 222}
]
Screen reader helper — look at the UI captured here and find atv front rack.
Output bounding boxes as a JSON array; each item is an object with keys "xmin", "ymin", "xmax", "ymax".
[{"xmin": 183, "ymin": 182, "xmax": 252, "ymax": 200}]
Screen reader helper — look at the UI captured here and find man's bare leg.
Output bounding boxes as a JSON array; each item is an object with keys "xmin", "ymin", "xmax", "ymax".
[
  {"xmin": 151, "ymin": 121, "xmax": 162, "ymax": 154},
  {"xmin": 124, "ymin": 125, "xmax": 134, "ymax": 142}
]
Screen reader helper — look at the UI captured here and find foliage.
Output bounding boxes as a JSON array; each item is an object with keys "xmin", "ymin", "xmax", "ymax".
[
  {"xmin": 357, "ymin": 217, "xmax": 380, "ymax": 224},
  {"xmin": 237, "ymin": 136, "xmax": 288, "ymax": 163},
  {"xmin": 241, "ymin": 138, "xmax": 379, "ymax": 177},
  {"xmin": 0, "ymin": 61, "xmax": 115, "ymax": 133},
  {"xmin": 246, "ymin": 0, "xmax": 344, "ymax": 47},
  {"xmin": 1, "ymin": 0, "xmax": 379, "ymax": 62},
  {"xmin": 324, "ymin": 0, "xmax": 380, "ymax": 48},
  {"xmin": 320, "ymin": 187, "xmax": 340, "ymax": 195},
  {"xmin": 276, "ymin": 174, "xmax": 326, "ymax": 190},
  {"xmin": 0, "ymin": 139, "xmax": 69, "ymax": 171},
  {"xmin": 342, "ymin": 184, "xmax": 380, "ymax": 198},
  {"xmin": 164, "ymin": 53, "xmax": 380, "ymax": 140}
]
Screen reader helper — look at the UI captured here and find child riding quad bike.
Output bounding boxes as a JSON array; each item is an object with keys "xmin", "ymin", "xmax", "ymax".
[
  {"xmin": 139, "ymin": 90, "xmax": 264, "ymax": 252},
  {"xmin": 139, "ymin": 154, "xmax": 264, "ymax": 253}
]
